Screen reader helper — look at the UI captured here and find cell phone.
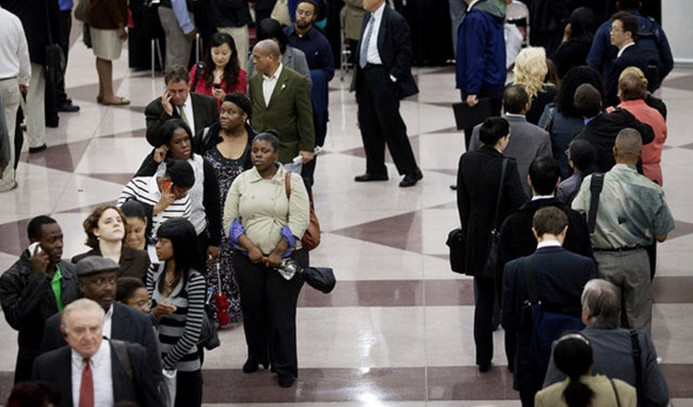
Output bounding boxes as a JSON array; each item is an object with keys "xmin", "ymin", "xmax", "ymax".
[
  {"xmin": 28, "ymin": 242, "xmax": 43, "ymax": 256},
  {"xmin": 163, "ymin": 180, "xmax": 173, "ymax": 192},
  {"xmin": 213, "ymin": 83, "xmax": 221, "ymax": 90}
]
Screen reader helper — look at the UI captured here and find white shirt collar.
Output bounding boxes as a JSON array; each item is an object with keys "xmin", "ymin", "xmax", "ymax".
[
  {"xmin": 617, "ymin": 42, "xmax": 635, "ymax": 58},
  {"xmin": 531, "ymin": 194, "xmax": 555, "ymax": 201},
  {"xmin": 537, "ymin": 240, "xmax": 562, "ymax": 249},
  {"xmin": 263, "ymin": 62, "xmax": 283, "ymax": 81},
  {"xmin": 102, "ymin": 304, "xmax": 114, "ymax": 339},
  {"xmin": 467, "ymin": 0, "xmax": 481, "ymax": 12},
  {"xmin": 372, "ymin": 1, "xmax": 386, "ymax": 19}
]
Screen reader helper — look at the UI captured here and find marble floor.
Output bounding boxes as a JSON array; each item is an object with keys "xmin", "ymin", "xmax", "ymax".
[{"xmin": 2, "ymin": 28, "xmax": 693, "ymax": 406}]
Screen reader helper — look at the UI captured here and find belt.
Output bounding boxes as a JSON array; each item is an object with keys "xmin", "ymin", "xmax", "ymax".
[
  {"xmin": 363, "ymin": 63, "xmax": 383, "ymax": 69},
  {"xmin": 0, "ymin": 76, "xmax": 17, "ymax": 82},
  {"xmin": 594, "ymin": 246, "xmax": 643, "ymax": 252}
]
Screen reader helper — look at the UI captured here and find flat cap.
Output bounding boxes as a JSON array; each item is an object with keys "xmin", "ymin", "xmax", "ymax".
[{"xmin": 75, "ymin": 256, "xmax": 119, "ymax": 277}]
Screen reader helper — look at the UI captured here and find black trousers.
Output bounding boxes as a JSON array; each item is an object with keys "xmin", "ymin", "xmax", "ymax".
[
  {"xmin": 473, "ymin": 275, "xmax": 497, "ymax": 366},
  {"xmin": 56, "ymin": 9, "xmax": 72, "ymax": 104},
  {"xmin": 234, "ymin": 249, "xmax": 307, "ymax": 378},
  {"xmin": 175, "ymin": 369, "xmax": 202, "ymax": 407},
  {"xmin": 461, "ymin": 89, "xmax": 503, "ymax": 149},
  {"xmin": 356, "ymin": 64, "xmax": 418, "ymax": 176}
]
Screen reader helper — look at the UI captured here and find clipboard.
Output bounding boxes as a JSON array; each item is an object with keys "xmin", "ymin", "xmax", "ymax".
[{"xmin": 452, "ymin": 98, "xmax": 493, "ymax": 130}]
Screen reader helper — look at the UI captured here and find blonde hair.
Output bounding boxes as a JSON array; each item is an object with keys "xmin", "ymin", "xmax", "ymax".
[
  {"xmin": 513, "ymin": 47, "xmax": 549, "ymax": 98},
  {"xmin": 619, "ymin": 66, "xmax": 648, "ymax": 88}
]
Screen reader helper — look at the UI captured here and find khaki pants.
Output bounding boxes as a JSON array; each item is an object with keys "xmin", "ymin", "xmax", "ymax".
[
  {"xmin": 218, "ymin": 25, "xmax": 249, "ymax": 72},
  {"xmin": 26, "ymin": 64, "xmax": 46, "ymax": 149},
  {"xmin": 158, "ymin": 7, "xmax": 194, "ymax": 68},
  {"xmin": 0, "ymin": 77, "xmax": 20, "ymax": 191},
  {"xmin": 594, "ymin": 249, "xmax": 652, "ymax": 333}
]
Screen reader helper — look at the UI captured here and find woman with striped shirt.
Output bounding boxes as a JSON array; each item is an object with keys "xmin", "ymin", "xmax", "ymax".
[{"xmin": 147, "ymin": 217, "xmax": 206, "ymax": 406}]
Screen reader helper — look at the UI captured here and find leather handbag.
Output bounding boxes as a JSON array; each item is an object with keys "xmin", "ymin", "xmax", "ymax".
[
  {"xmin": 44, "ymin": 5, "xmax": 66, "ymax": 85},
  {"xmin": 446, "ymin": 227, "xmax": 465, "ymax": 274},
  {"xmin": 74, "ymin": 0, "xmax": 89, "ymax": 23},
  {"xmin": 285, "ymin": 172, "xmax": 321, "ymax": 251}
]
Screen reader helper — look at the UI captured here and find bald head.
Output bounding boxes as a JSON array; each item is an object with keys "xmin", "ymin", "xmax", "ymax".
[
  {"xmin": 613, "ymin": 128, "xmax": 642, "ymax": 164},
  {"xmin": 618, "ymin": 73, "xmax": 647, "ymax": 101},
  {"xmin": 254, "ymin": 39, "xmax": 281, "ymax": 59}
]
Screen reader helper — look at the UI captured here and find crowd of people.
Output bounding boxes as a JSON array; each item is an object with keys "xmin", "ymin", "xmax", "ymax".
[
  {"xmin": 455, "ymin": 0, "xmax": 674, "ymax": 406},
  {"xmin": 0, "ymin": 0, "xmax": 679, "ymax": 405}
]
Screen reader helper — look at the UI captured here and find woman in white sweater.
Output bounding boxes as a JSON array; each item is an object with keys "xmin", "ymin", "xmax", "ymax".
[{"xmin": 223, "ymin": 132, "xmax": 309, "ymax": 388}]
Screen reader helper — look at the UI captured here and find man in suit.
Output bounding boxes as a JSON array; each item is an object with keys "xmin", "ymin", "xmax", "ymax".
[
  {"xmin": 502, "ymin": 206, "xmax": 597, "ymax": 406},
  {"xmin": 603, "ymin": 12, "xmax": 649, "ymax": 107},
  {"xmin": 41, "ymin": 256, "xmax": 162, "ymax": 386},
  {"xmin": 543, "ymin": 279, "xmax": 671, "ymax": 407},
  {"xmin": 249, "ymin": 39, "xmax": 315, "ymax": 167},
  {"xmin": 145, "ymin": 65, "xmax": 218, "ymax": 147},
  {"xmin": 33, "ymin": 298, "xmax": 164, "ymax": 407},
  {"xmin": 498, "ymin": 156, "xmax": 592, "ymax": 369},
  {"xmin": 0, "ymin": 216, "xmax": 80, "ymax": 383},
  {"xmin": 470, "ymin": 84, "xmax": 552, "ymax": 197},
  {"xmin": 350, "ymin": 0, "xmax": 422, "ymax": 187},
  {"xmin": 573, "ymin": 83, "xmax": 654, "ymax": 173}
]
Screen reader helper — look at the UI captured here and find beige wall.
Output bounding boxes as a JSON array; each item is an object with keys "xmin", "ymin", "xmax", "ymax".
[{"xmin": 663, "ymin": 0, "xmax": 693, "ymax": 64}]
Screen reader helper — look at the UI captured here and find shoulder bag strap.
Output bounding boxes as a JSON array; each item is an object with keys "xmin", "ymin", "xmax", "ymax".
[
  {"xmin": 630, "ymin": 329, "xmax": 646, "ymax": 406},
  {"xmin": 111, "ymin": 340, "xmax": 135, "ymax": 388},
  {"xmin": 491, "ymin": 158, "xmax": 509, "ymax": 232},
  {"xmin": 284, "ymin": 171, "xmax": 291, "ymax": 199},
  {"xmin": 588, "ymin": 173, "xmax": 604, "ymax": 234},
  {"xmin": 523, "ymin": 256, "xmax": 539, "ymax": 303},
  {"xmin": 609, "ymin": 378, "xmax": 622, "ymax": 407}
]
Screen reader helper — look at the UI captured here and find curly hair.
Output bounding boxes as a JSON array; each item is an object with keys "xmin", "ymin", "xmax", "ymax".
[
  {"xmin": 202, "ymin": 32, "xmax": 241, "ymax": 93},
  {"xmin": 556, "ymin": 66, "xmax": 604, "ymax": 118},
  {"xmin": 513, "ymin": 47, "xmax": 549, "ymax": 98},
  {"xmin": 83, "ymin": 205, "xmax": 127, "ymax": 248}
]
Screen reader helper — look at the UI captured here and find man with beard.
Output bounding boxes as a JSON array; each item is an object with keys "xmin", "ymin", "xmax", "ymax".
[
  {"xmin": 0, "ymin": 216, "xmax": 80, "ymax": 382},
  {"xmin": 285, "ymin": 0, "xmax": 334, "ymax": 189},
  {"xmin": 40, "ymin": 256, "xmax": 162, "ymax": 386}
]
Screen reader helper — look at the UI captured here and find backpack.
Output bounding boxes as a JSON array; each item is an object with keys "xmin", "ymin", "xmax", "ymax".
[{"xmin": 636, "ymin": 17, "xmax": 663, "ymax": 91}]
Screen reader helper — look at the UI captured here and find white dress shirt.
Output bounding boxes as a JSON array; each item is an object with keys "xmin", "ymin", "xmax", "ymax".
[
  {"xmin": 102, "ymin": 304, "xmax": 114, "ymax": 339},
  {"xmin": 536, "ymin": 240, "xmax": 562, "ymax": 249},
  {"xmin": 179, "ymin": 94, "xmax": 196, "ymax": 133},
  {"xmin": 364, "ymin": 2, "xmax": 386, "ymax": 65},
  {"xmin": 71, "ymin": 340, "xmax": 114, "ymax": 407},
  {"xmin": 617, "ymin": 42, "xmax": 636, "ymax": 58},
  {"xmin": 0, "ymin": 7, "xmax": 31, "ymax": 85},
  {"xmin": 262, "ymin": 63, "xmax": 283, "ymax": 106}
]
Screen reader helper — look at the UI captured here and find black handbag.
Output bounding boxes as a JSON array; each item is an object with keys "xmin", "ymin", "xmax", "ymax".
[
  {"xmin": 481, "ymin": 157, "xmax": 508, "ymax": 279},
  {"xmin": 446, "ymin": 227, "xmax": 466, "ymax": 274},
  {"xmin": 44, "ymin": 5, "xmax": 65, "ymax": 85},
  {"xmin": 300, "ymin": 267, "xmax": 336, "ymax": 294}
]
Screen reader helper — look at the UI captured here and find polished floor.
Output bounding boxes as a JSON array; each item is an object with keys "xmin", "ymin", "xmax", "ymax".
[{"xmin": 2, "ymin": 28, "xmax": 693, "ymax": 406}]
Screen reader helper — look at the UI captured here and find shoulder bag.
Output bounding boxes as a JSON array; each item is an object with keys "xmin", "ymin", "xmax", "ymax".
[{"xmin": 285, "ymin": 171, "xmax": 321, "ymax": 251}]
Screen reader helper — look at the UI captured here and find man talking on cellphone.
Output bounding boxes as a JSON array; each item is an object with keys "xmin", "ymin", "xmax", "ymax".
[
  {"xmin": 144, "ymin": 65, "xmax": 218, "ymax": 147},
  {"xmin": 0, "ymin": 216, "xmax": 80, "ymax": 383}
]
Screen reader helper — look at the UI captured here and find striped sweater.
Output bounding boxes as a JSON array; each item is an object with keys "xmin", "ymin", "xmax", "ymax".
[
  {"xmin": 147, "ymin": 264, "xmax": 206, "ymax": 371},
  {"xmin": 117, "ymin": 176, "xmax": 192, "ymax": 239}
]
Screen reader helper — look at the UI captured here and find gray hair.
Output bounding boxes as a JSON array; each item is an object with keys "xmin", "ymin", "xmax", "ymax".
[
  {"xmin": 60, "ymin": 298, "xmax": 106, "ymax": 329},
  {"xmin": 581, "ymin": 279, "xmax": 621, "ymax": 329}
]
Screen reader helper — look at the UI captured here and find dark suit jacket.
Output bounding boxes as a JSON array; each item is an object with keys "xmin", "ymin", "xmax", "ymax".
[
  {"xmin": 0, "ymin": 0, "xmax": 62, "ymax": 64},
  {"xmin": 33, "ymin": 340, "xmax": 164, "ymax": 407},
  {"xmin": 144, "ymin": 93, "xmax": 218, "ymax": 147},
  {"xmin": 349, "ymin": 4, "xmax": 418, "ymax": 99},
  {"xmin": 42, "ymin": 303, "xmax": 162, "ymax": 382},
  {"xmin": 501, "ymin": 246, "xmax": 597, "ymax": 389},
  {"xmin": 457, "ymin": 146, "xmax": 527, "ymax": 276},
  {"xmin": 72, "ymin": 247, "xmax": 149, "ymax": 282},
  {"xmin": 249, "ymin": 66, "xmax": 315, "ymax": 164},
  {"xmin": 498, "ymin": 197, "xmax": 593, "ymax": 270},
  {"xmin": 575, "ymin": 108, "xmax": 654, "ymax": 173},
  {"xmin": 604, "ymin": 44, "xmax": 649, "ymax": 107}
]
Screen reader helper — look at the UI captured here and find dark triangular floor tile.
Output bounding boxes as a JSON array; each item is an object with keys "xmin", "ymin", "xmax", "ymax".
[
  {"xmin": 331, "ymin": 211, "xmax": 422, "ymax": 252},
  {"xmin": 20, "ymin": 139, "xmax": 92, "ymax": 173}
]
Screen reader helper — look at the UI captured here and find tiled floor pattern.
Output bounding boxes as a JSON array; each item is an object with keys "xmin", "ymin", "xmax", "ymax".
[{"xmin": 1, "ymin": 29, "xmax": 693, "ymax": 406}]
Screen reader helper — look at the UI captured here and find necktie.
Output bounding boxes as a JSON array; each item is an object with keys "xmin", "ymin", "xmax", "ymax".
[
  {"xmin": 178, "ymin": 105, "xmax": 190, "ymax": 129},
  {"xmin": 359, "ymin": 16, "xmax": 376, "ymax": 68},
  {"xmin": 80, "ymin": 358, "xmax": 94, "ymax": 407}
]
